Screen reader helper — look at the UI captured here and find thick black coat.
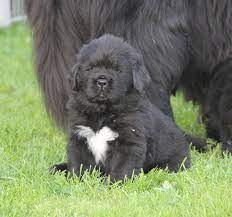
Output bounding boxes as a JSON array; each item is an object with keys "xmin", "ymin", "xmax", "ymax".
[
  {"xmin": 26, "ymin": 0, "xmax": 232, "ymax": 153},
  {"xmin": 56, "ymin": 35, "xmax": 190, "ymax": 181}
]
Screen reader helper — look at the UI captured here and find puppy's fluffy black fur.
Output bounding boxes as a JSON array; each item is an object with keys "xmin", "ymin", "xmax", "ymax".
[
  {"xmin": 53, "ymin": 35, "xmax": 190, "ymax": 181},
  {"xmin": 26, "ymin": 0, "xmax": 232, "ymax": 153}
]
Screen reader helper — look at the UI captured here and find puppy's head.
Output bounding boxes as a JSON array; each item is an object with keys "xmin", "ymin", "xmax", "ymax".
[{"xmin": 72, "ymin": 34, "xmax": 151, "ymax": 105}]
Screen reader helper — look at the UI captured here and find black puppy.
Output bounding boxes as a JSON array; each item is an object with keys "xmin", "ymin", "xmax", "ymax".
[{"xmin": 53, "ymin": 35, "xmax": 190, "ymax": 181}]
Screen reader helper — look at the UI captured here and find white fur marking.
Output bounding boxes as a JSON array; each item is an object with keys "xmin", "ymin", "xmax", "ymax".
[{"xmin": 77, "ymin": 126, "xmax": 119, "ymax": 164}]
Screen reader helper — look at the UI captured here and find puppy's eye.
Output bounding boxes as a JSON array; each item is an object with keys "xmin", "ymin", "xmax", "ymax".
[{"xmin": 117, "ymin": 68, "xmax": 124, "ymax": 73}]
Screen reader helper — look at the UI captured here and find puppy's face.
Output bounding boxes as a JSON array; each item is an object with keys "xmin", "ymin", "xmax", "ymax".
[
  {"xmin": 75, "ymin": 53, "xmax": 132, "ymax": 104},
  {"xmin": 72, "ymin": 35, "xmax": 151, "ymax": 105}
]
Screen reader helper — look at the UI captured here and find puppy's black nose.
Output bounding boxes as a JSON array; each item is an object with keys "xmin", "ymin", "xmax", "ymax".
[{"xmin": 97, "ymin": 76, "xmax": 108, "ymax": 88}]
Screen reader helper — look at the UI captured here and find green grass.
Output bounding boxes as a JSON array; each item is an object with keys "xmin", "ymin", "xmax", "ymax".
[{"xmin": 0, "ymin": 24, "xmax": 232, "ymax": 217}]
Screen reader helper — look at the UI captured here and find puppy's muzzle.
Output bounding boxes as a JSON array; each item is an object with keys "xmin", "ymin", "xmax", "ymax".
[{"xmin": 97, "ymin": 76, "xmax": 109, "ymax": 89}]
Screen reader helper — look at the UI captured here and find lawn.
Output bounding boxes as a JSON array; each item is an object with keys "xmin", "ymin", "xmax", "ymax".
[{"xmin": 0, "ymin": 24, "xmax": 232, "ymax": 217}]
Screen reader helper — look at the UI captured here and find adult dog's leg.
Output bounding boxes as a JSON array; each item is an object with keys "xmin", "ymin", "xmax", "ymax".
[
  {"xmin": 205, "ymin": 59, "xmax": 232, "ymax": 153},
  {"xmin": 220, "ymin": 89, "xmax": 232, "ymax": 153}
]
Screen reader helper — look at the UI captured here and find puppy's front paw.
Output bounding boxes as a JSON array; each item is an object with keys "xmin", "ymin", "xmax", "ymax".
[
  {"xmin": 49, "ymin": 163, "xmax": 68, "ymax": 175},
  {"xmin": 191, "ymin": 137, "xmax": 208, "ymax": 152}
]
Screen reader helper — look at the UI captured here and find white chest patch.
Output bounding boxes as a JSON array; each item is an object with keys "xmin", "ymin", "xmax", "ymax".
[{"xmin": 76, "ymin": 126, "xmax": 119, "ymax": 164}]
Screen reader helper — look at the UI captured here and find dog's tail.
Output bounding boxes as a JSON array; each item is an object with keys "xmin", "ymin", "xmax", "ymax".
[{"xmin": 25, "ymin": 0, "xmax": 76, "ymax": 128}]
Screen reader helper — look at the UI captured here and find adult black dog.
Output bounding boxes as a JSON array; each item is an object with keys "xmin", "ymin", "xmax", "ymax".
[
  {"xmin": 52, "ymin": 35, "xmax": 190, "ymax": 181},
  {"xmin": 25, "ymin": 0, "xmax": 232, "ymax": 153}
]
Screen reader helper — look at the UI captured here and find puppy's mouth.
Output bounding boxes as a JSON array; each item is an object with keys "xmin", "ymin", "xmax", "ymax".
[
  {"xmin": 96, "ymin": 93, "xmax": 108, "ymax": 102},
  {"xmin": 89, "ymin": 90, "xmax": 110, "ymax": 103}
]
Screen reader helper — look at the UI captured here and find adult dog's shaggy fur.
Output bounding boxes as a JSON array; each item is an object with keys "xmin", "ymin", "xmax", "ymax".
[
  {"xmin": 26, "ymin": 0, "xmax": 232, "ymax": 153},
  {"xmin": 52, "ymin": 35, "xmax": 190, "ymax": 181}
]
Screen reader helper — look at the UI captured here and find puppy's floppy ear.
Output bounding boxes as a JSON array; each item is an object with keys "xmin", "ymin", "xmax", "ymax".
[
  {"xmin": 70, "ymin": 63, "xmax": 80, "ymax": 92},
  {"xmin": 69, "ymin": 52, "xmax": 83, "ymax": 91},
  {"xmin": 132, "ymin": 53, "xmax": 151, "ymax": 93},
  {"xmin": 72, "ymin": 71, "xmax": 80, "ymax": 91}
]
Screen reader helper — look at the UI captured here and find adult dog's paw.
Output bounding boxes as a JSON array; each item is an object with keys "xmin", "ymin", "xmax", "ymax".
[{"xmin": 222, "ymin": 140, "xmax": 232, "ymax": 155}]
